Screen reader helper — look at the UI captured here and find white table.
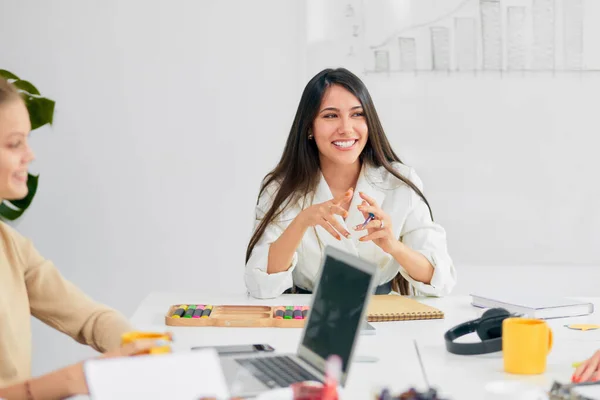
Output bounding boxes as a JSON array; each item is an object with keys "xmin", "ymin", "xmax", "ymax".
[{"xmin": 130, "ymin": 293, "xmax": 600, "ymax": 399}]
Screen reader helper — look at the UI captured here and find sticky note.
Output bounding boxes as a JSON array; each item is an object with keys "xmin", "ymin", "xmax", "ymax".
[{"xmin": 565, "ymin": 324, "xmax": 600, "ymax": 331}]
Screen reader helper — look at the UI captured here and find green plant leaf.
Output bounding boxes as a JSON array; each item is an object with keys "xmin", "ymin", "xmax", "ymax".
[
  {"xmin": 13, "ymin": 80, "xmax": 40, "ymax": 95},
  {"xmin": 0, "ymin": 203, "xmax": 25, "ymax": 221},
  {"xmin": 0, "ymin": 173, "xmax": 39, "ymax": 221},
  {"xmin": 0, "ymin": 69, "xmax": 19, "ymax": 80},
  {"xmin": 25, "ymin": 97, "xmax": 55, "ymax": 130},
  {"xmin": 8, "ymin": 173, "xmax": 38, "ymax": 209}
]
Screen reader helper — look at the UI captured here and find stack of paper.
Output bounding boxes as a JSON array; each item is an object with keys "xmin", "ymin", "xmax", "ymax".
[{"xmin": 84, "ymin": 349, "xmax": 230, "ymax": 399}]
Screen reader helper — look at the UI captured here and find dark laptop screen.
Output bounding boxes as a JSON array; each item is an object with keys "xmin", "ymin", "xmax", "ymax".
[{"xmin": 301, "ymin": 253, "xmax": 372, "ymax": 373}]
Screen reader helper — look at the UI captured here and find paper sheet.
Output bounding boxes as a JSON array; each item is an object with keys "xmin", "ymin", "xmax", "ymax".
[
  {"xmin": 572, "ymin": 384, "xmax": 600, "ymax": 398},
  {"xmin": 84, "ymin": 349, "xmax": 230, "ymax": 399}
]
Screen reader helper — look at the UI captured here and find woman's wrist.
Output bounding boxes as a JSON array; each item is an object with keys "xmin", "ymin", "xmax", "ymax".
[
  {"xmin": 62, "ymin": 362, "xmax": 88, "ymax": 396},
  {"xmin": 388, "ymin": 240, "xmax": 406, "ymax": 260},
  {"xmin": 389, "ymin": 241, "xmax": 434, "ymax": 285},
  {"xmin": 267, "ymin": 212, "xmax": 310, "ymax": 274},
  {"xmin": 18, "ymin": 363, "xmax": 87, "ymax": 400},
  {"xmin": 296, "ymin": 209, "xmax": 310, "ymax": 231}
]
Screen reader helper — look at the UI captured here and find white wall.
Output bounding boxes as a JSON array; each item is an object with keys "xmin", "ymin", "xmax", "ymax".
[
  {"xmin": 1, "ymin": 0, "xmax": 307, "ymax": 375},
  {"xmin": 305, "ymin": 0, "xmax": 600, "ymax": 267},
  {"xmin": 360, "ymin": 73, "xmax": 600, "ymax": 266},
  {"xmin": 1, "ymin": 0, "xmax": 599, "ymax": 378}
]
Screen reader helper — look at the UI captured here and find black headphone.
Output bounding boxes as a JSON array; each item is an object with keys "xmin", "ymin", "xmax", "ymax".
[{"xmin": 444, "ymin": 308, "xmax": 514, "ymax": 355}]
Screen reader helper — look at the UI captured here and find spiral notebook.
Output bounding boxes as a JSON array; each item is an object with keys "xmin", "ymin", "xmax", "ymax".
[{"xmin": 366, "ymin": 295, "xmax": 444, "ymax": 322}]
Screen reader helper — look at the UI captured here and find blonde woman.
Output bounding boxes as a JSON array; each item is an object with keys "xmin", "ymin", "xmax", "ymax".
[{"xmin": 0, "ymin": 77, "xmax": 153, "ymax": 399}]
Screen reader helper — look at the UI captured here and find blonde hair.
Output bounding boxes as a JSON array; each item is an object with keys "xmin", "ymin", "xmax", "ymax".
[{"xmin": 0, "ymin": 77, "xmax": 21, "ymax": 106}]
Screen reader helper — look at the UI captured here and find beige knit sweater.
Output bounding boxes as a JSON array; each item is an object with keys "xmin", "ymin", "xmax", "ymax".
[{"xmin": 0, "ymin": 221, "xmax": 132, "ymax": 387}]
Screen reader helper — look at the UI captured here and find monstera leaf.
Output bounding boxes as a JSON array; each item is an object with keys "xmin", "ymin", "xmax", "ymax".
[{"xmin": 0, "ymin": 69, "xmax": 55, "ymax": 221}]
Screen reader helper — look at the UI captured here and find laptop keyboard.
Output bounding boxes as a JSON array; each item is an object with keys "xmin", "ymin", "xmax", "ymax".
[{"xmin": 235, "ymin": 355, "xmax": 321, "ymax": 389}]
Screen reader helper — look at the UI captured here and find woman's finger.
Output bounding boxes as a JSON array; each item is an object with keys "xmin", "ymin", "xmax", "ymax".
[
  {"xmin": 578, "ymin": 362, "xmax": 596, "ymax": 382},
  {"xmin": 332, "ymin": 188, "xmax": 354, "ymax": 206},
  {"xmin": 571, "ymin": 360, "xmax": 589, "ymax": 383},
  {"xmin": 573, "ymin": 353, "xmax": 596, "ymax": 379},
  {"xmin": 359, "ymin": 191, "xmax": 379, "ymax": 207},
  {"xmin": 123, "ymin": 339, "xmax": 169, "ymax": 356},
  {"xmin": 357, "ymin": 204, "xmax": 384, "ymax": 220},
  {"xmin": 354, "ymin": 218, "xmax": 384, "ymax": 231},
  {"xmin": 580, "ymin": 352, "xmax": 600, "ymax": 381},
  {"xmin": 579, "ymin": 352, "xmax": 600, "ymax": 382},
  {"xmin": 359, "ymin": 229, "xmax": 388, "ymax": 242},
  {"xmin": 574, "ymin": 360, "xmax": 589, "ymax": 381},
  {"xmin": 102, "ymin": 339, "xmax": 163, "ymax": 359},
  {"xmin": 323, "ymin": 214, "xmax": 351, "ymax": 239},
  {"xmin": 357, "ymin": 200, "xmax": 369, "ymax": 219},
  {"xmin": 328, "ymin": 204, "xmax": 349, "ymax": 219},
  {"xmin": 572, "ymin": 360, "xmax": 590, "ymax": 382},
  {"xmin": 319, "ymin": 219, "xmax": 342, "ymax": 240}
]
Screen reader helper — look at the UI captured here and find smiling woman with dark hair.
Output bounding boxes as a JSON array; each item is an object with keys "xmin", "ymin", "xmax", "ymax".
[{"xmin": 244, "ymin": 68, "xmax": 456, "ymax": 299}]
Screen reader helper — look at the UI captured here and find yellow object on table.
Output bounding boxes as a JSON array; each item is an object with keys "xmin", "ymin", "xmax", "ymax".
[
  {"xmin": 502, "ymin": 318, "xmax": 553, "ymax": 375},
  {"xmin": 121, "ymin": 331, "xmax": 172, "ymax": 355},
  {"xmin": 565, "ymin": 324, "xmax": 600, "ymax": 331}
]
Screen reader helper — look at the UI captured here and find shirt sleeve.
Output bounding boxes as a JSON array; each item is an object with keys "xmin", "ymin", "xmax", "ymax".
[
  {"xmin": 244, "ymin": 182, "xmax": 298, "ymax": 299},
  {"xmin": 395, "ymin": 168, "xmax": 457, "ymax": 297},
  {"xmin": 14, "ymin": 232, "xmax": 132, "ymax": 353}
]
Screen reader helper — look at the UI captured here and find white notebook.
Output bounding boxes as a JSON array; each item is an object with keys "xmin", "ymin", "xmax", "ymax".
[
  {"xmin": 84, "ymin": 349, "xmax": 230, "ymax": 399},
  {"xmin": 470, "ymin": 293, "xmax": 594, "ymax": 319}
]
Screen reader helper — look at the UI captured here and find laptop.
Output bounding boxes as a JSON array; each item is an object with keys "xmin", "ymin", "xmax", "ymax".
[{"xmin": 219, "ymin": 246, "xmax": 378, "ymax": 397}]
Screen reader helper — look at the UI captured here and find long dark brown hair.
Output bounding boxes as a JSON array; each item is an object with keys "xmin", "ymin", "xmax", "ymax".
[{"xmin": 245, "ymin": 68, "xmax": 433, "ymax": 295}]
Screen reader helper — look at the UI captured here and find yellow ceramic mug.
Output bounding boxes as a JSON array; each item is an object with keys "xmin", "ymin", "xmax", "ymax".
[
  {"xmin": 121, "ymin": 331, "xmax": 172, "ymax": 355},
  {"xmin": 502, "ymin": 318, "xmax": 553, "ymax": 374}
]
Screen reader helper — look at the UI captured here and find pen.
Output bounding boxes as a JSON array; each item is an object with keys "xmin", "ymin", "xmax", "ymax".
[{"xmin": 360, "ymin": 213, "xmax": 375, "ymax": 229}]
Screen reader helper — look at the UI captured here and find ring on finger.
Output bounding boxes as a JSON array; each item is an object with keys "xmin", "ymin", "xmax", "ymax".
[{"xmin": 379, "ymin": 219, "xmax": 385, "ymax": 229}]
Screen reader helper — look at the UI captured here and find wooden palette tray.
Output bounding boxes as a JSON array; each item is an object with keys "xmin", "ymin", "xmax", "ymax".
[{"xmin": 165, "ymin": 304, "xmax": 308, "ymax": 328}]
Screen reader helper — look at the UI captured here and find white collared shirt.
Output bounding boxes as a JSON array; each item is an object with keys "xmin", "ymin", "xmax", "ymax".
[{"xmin": 244, "ymin": 162, "xmax": 457, "ymax": 299}]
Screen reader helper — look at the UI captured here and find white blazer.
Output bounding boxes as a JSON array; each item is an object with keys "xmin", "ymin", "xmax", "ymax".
[{"xmin": 245, "ymin": 162, "xmax": 456, "ymax": 299}]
